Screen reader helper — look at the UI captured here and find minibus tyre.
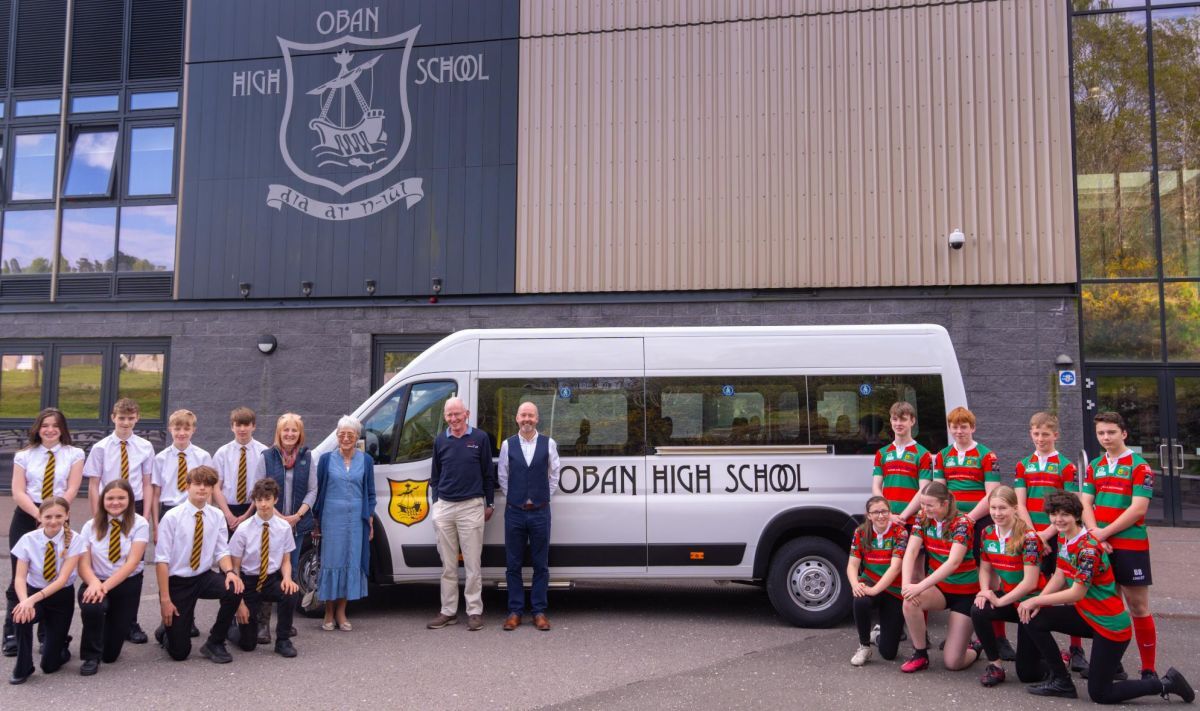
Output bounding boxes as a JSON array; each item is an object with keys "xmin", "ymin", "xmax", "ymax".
[
  {"xmin": 766, "ymin": 536, "xmax": 849, "ymax": 628},
  {"xmin": 296, "ymin": 544, "xmax": 324, "ymax": 618}
]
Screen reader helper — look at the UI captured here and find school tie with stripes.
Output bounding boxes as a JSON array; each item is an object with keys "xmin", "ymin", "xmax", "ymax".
[
  {"xmin": 43, "ymin": 540, "xmax": 57, "ymax": 582},
  {"xmin": 119, "ymin": 440, "xmax": 130, "ymax": 480},
  {"xmin": 176, "ymin": 451, "xmax": 188, "ymax": 491},
  {"xmin": 189, "ymin": 511, "xmax": 204, "ymax": 570},
  {"xmin": 237, "ymin": 446, "xmax": 248, "ymax": 504},
  {"xmin": 42, "ymin": 450, "xmax": 56, "ymax": 501},
  {"xmin": 108, "ymin": 519, "xmax": 122, "ymax": 564},
  {"xmin": 257, "ymin": 522, "xmax": 270, "ymax": 592}
]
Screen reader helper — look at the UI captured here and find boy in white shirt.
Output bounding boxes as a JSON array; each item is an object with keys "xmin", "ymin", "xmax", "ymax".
[
  {"xmin": 150, "ymin": 409, "xmax": 213, "ymax": 528},
  {"xmin": 229, "ymin": 479, "xmax": 300, "ymax": 657},
  {"xmin": 212, "ymin": 407, "xmax": 270, "ymax": 532}
]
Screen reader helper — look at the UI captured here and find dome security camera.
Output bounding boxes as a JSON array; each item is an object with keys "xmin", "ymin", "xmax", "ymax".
[{"xmin": 948, "ymin": 229, "xmax": 966, "ymax": 250}]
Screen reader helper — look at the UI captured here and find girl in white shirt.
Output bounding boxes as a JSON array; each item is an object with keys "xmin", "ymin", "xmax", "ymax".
[
  {"xmin": 9, "ymin": 496, "xmax": 87, "ymax": 684},
  {"xmin": 77, "ymin": 480, "xmax": 151, "ymax": 676}
]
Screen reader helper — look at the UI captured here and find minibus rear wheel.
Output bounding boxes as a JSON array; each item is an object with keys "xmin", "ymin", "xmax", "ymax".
[{"xmin": 765, "ymin": 536, "xmax": 850, "ymax": 627}]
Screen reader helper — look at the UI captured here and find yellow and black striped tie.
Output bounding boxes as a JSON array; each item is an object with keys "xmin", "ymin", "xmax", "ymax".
[
  {"xmin": 43, "ymin": 540, "xmax": 57, "ymax": 582},
  {"xmin": 237, "ymin": 446, "xmax": 248, "ymax": 504},
  {"xmin": 257, "ymin": 522, "xmax": 270, "ymax": 592},
  {"xmin": 189, "ymin": 511, "xmax": 204, "ymax": 570},
  {"xmin": 176, "ymin": 451, "xmax": 188, "ymax": 491},
  {"xmin": 108, "ymin": 519, "xmax": 122, "ymax": 564},
  {"xmin": 42, "ymin": 450, "xmax": 56, "ymax": 501},
  {"xmin": 119, "ymin": 440, "xmax": 130, "ymax": 480}
]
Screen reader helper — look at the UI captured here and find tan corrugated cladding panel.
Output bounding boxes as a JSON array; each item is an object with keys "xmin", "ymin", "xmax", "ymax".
[{"xmin": 516, "ymin": 0, "xmax": 1075, "ymax": 293}]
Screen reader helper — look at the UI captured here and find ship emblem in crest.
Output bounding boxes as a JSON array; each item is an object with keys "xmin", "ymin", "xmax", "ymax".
[
  {"xmin": 308, "ymin": 49, "xmax": 388, "ymax": 171},
  {"xmin": 389, "ymin": 479, "xmax": 429, "ymax": 526}
]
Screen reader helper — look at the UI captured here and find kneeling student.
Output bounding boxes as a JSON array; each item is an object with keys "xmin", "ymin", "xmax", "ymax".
[
  {"xmin": 154, "ymin": 466, "xmax": 243, "ymax": 663},
  {"xmin": 970, "ymin": 486, "xmax": 1048, "ymax": 687},
  {"xmin": 847, "ymin": 495, "xmax": 908, "ymax": 666},
  {"xmin": 228, "ymin": 479, "xmax": 299, "ymax": 657},
  {"xmin": 77, "ymin": 480, "xmax": 150, "ymax": 676},
  {"xmin": 9, "ymin": 497, "xmax": 87, "ymax": 685},
  {"xmin": 1018, "ymin": 491, "xmax": 1193, "ymax": 703}
]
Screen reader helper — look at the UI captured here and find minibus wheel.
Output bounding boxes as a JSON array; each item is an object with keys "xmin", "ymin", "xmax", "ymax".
[
  {"xmin": 296, "ymin": 545, "xmax": 324, "ymax": 618},
  {"xmin": 766, "ymin": 536, "xmax": 850, "ymax": 627}
]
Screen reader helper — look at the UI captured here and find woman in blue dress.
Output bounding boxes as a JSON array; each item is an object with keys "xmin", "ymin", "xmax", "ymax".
[{"xmin": 313, "ymin": 416, "xmax": 376, "ymax": 631}]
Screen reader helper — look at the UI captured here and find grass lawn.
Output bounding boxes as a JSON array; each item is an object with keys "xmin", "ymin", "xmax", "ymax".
[{"xmin": 0, "ymin": 364, "xmax": 163, "ymax": 420}]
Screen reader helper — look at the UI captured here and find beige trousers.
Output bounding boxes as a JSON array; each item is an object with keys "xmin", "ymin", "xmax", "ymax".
[{"xmin": 433, "ymin": 497, "xmax": 485, "ymax": 616}]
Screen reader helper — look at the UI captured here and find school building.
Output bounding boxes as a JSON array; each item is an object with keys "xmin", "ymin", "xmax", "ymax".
[{"xmin": 0, "ymin": 0, "xmax": 1193, "ymax": 525}]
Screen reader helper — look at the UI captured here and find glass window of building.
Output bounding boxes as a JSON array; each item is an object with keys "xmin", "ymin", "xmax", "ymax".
[
  {"xmin": 0, "ymin": 354, "xmax": 45, "ymax": 419},
  {"xmin": 70, "ymin": 95, "xmax": 120, "ymax": 114},
  {"xmin": 14, "ymin": 98, "xmax": 61, "ymax": 118},
  {"xmin": 129, "ymin": 91, "xmax": 179, "ymax": 111},
  {"xmin": 63, "ymin": 130, "xmax": 119, "ymax": 197},
  {"xmin": 10, "ymin": 133, "xmax": 59, "ymax": 201},
  {"xmin": 127, "ymin": 126, "xmax": 175, "ymax": 196},
  {"xmin": 1154, "ymin": 9, "xmax": 1200, "ymax": 279},
  {"xmin": 117, "ymin": 205, "xmax": 176, "ymax": 271},
  {"xmin": 56, "ymin": 353, "xmax": 104, "ymax": 420},
  {"xmin": 60, "ymin": 208, "xmax": 117, "ymax": 273},
  {"xmin": 117, "ymin": 353, "xmax": 166, "ymax": 420},
  {"xmin": 1082, "ymin": 282, "xmax": 1162, "ymax": 361},
  {"xmin": 0, "ymin": 210, "xmax": 57, "ymax": 274}
]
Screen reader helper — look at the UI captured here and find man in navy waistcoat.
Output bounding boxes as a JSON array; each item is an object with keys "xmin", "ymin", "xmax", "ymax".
[{"xmin": 498, "ymin": 402, "xmax": 561, "ymax": 631}]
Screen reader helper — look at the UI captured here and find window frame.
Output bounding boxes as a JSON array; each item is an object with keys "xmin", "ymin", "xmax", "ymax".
[
  {"xmin": 7, "ymin": 126, "xmax": 60, "ymax": 204},
  {"xmin": 123, "ymin": 120, "xmax": 178, "ymax": 199},
  {"xmin": 62, "ymin": 124, "xmax": 121, "ymax": 199},
  {"xmin": 370, "ymin": 334, "xmax": 448, "ymax": 392}
]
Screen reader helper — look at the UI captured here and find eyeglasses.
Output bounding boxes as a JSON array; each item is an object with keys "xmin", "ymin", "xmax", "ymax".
[{"xmin": 867, "ymin": 510, "xmax": 891, "ymax": 517}]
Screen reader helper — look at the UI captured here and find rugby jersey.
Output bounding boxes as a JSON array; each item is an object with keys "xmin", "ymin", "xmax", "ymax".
[
  {"xmin": 873, "ymin": 442, "xmax": 938, "ymax": 517},
  {"xmin": 849, "ymin": 521, "xmax": 909, "ymax": 598},
  {"xmin": 1013, "ymin": 451, "xmax": 1079, "ymax": 531},
  {"xmin": 934, "ymin": 443, "xmax": 999, "ymax": 508},
  {"xmin": 1083, "ymin": 451, "xmax": 1154, "ymax": 552},
  {"xmin": 1057, "ymin": 528, "xmax": 1132, "ymax": 642},
  {"xmin": 912, "ymin": 513, "xmax": 978, "ymax": 594},
  {"xmin": 979, "ymin": 526, "xmax": 1045, "ymax": 599}
]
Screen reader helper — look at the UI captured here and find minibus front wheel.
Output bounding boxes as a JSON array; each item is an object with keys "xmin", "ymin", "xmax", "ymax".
[{"xmin": 765, "ymin": 536, "xmax": 850, "ymax": 627}]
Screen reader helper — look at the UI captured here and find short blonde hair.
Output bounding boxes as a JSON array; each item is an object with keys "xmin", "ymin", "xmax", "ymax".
[
  {"xmin": 889, "ymin": 402, "xmax": 916, "ymax": 420},
  {"xmin": 1029, "ymin": 412, "xmax": 1059, "ymax": 433},
  {"xmin": 273, "ymin": 412, "xmax": 306, "ymax": 448},
  {"xmin": 168, "ymin": 409, "xmax": 196, "ymax": 429}
]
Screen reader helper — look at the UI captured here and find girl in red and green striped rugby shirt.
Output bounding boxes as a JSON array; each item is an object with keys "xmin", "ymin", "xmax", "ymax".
[
  {"xmin": 970, "ymin": 486, "xmax": 1048, "ymax": 687},
  {"xmin": 1017, "ymin": 491, "xmax": 1193, "ymax": 703},
  {"xmin": 898, "ymin": 481, "xmax": 981, "ymax": 673},
  {"xmin": 846, "ymin": 495, "xmax": 908, "ymax": 666}
]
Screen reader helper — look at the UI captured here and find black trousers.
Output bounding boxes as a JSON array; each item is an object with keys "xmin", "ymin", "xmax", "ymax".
[
  {"xmin": 79, "ymin": 573, "xmax": 143, "ymax": 664},
  {"xmin": 163, "ymin": 571, "xmax": 242, "ymax": 661},
  {"xmin": 1025, "ymin": 604, "xmax": 1162, "ymax": 704},
  {"xmin": 970, "ymin": 601, "xmax": 1047, "ymax": 682},
  {"xmin": 235, "ymin": 572, "xmax": 299, "ymax": 652},
  {"xmin": 852, "ymin": 593, "xmax": 904, "ymax": 660},
  {"xmin": 5, "ymin": 508, "xmax": 40, "ymax": 640},
  {"xmin": 13, "ymin": 585, "xmax": 74, "ymax": 678}
]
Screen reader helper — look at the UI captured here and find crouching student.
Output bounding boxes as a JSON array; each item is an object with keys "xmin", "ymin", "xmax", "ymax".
[
  {"xmin": 9, "ymin": 497, "xmax": 87, "ymax": 684},
  {"xmin": 77, "ymin": 480, "xmax": 150, "ymax": 676},
  {"xmin": 970, "ymin": 486, "xmax": 1048, "ymax": 687},
  {"xmin": 229, "ymin": 479, "xmax": 300, "ymax": 658},
  {"xmin": 847, "ymin": 495, "xmax": 908, "ymax": 666},
  {"xmin": 1018, "ymin": 491, "xmax": 1194, "ymax": 703},
  {"xmin": 899, "ymin": 481, "xmax": 981, "ymax": 673},
  {"xmin": 154, "ymin": 466, "xmax": 243, "ymax": 663}
]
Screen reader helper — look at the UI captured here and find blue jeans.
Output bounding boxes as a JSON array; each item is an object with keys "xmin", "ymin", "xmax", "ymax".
[{"xmin": 505, "ymin": 506, "xmax": 551, "ymax": 615}]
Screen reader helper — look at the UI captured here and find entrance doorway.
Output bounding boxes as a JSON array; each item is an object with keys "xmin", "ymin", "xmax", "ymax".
[{"xmin": 1084, "ymin": 369, "xmax": 1200, "ymax": 527}]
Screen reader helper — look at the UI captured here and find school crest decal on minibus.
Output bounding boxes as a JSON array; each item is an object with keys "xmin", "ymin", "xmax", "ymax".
[
  {"xmin": 267, "ymin": 26, "xmax": 424, "ymax": 220},
  {"xmin": 389, "ymin": 479, "xmax": 429, "ymax": 526}
]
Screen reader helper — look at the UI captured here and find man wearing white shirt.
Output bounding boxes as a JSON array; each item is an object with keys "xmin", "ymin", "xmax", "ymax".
[{"xmin": 498, "ymin": 402, "xmax": 561, "ymax": 632}]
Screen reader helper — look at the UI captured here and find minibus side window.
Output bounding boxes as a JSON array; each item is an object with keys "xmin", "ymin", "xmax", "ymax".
[
  {"xmin": 360, "ymin": 387, "xmax": 407, "ymax": 465},
  {"xmin": 646, "ymin": 377, "xmax": 807, "ymax": 449},
  {"xmin": 477, "ymin": 378, "xmax": 645, "ymax": 457},
  {"xmin": 806, "ymin": 375, "xmax": 948, "ymax": 455},
  {"xmin": 395, "ymin": 381, "xmax": 459, "ymax": 463}
]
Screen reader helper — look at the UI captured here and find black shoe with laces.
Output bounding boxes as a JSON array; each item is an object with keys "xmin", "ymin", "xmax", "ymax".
[
  {"xmin": 199, "ymin": 641, "xmax": 232, "ymax": 664},
  {"xmin": 997, "ymin": 637, "xmax": 1017, "ymax": 662},
  {"xmin": 1161, "ymin": 667, "xmax": 1195, "ymax": 704},
  {"xmin": 80, "ymin": 659, "xmax": 99, "ymax": 676},
  {"xmin": 1028, "ymin": 675, "xmax": 1079, "ymax": 699},
  {"xmin": 127, "ymin": 621, "xmax": 148, "ymax": 644},
  {"xmin": 1068, "ymin": 644, "xmax": 1089, "ymax": 674}
]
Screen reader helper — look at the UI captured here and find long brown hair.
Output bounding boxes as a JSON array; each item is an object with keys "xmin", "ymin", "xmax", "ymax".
[
  {"xmin": 988, "ymin": 485, "xmax": 1031, "ymax": 556},
  {"xmin": 856, "ymin": 495, "xmax": 892, "ymax": 546},
  {"xmin": 92, "ymin": 479, "xmax": 136, "ymax": 539},
  {"xmin": 918, "ymin": 481, "xmax": 957, "ymax": 526},
  {"xmin": 27, "ymin": 408, "xmax": 72, "ymax": 448}
]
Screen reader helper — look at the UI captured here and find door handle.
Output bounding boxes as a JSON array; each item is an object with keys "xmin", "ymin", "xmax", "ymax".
[
  {"xmin": 1175, "ymin": 443, "xmax": 1186, "ymax": 474},
  {"xmin": 1159, "ymin": 444, "xmax": 1171, "ymax": 478}
]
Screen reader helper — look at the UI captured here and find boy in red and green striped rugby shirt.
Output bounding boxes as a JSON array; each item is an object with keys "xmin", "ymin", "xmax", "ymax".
[
  {"xmin": 1082, "ymin": 411, "xmax": 1158, "ymax": 681},
  {"xmin": 871, "ymin": 402, "xmax": 939, "ymax": 526},
  {"xmin": 1013, "ymin": 411, "xmax": 1086, "ymax": 671},
  {"xmin": 934, "ymin": 407, "xmax": 1005, "ymax": 655},
  {"xmin": 1017, "ymin": 491, "xmax": 1192, "ymax": 702}
]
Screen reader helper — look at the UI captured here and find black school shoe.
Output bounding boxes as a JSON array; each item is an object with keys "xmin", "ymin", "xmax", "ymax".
[
  {"xmin": 1068, "ymin": 644, "xmax": 1089, "ymax": 674},
  {"xmin": 127, "ymin": 621, "xmax": 148, "ymax": 644},
  {"xmin": 997, "ymin": 637, "xmax": 1017, "ymax": 662},
  {"xmin": 199, "ymin": 642, "xmax": 232, "ymax": 664},
  {"xmin": 274, "ymin": 639, "xmax": 297, "ymax": 658},
  {"xmin": 2, "ymin": 635, "xmax": 16, "ymax": 657},
  {"xmin": 189, "ymin": 623, "xmax": 200, "ymax": 638},
  {"xmin": 1162, "ymin": 668, "xmax": 1195, "ymax": 704},
  {"xmin": 8, "ymin": 669, "xmax": 31, "ymax": 685},
  {"xmin": 1028, "ymin": 676, "xmax": 1079, "ymax": 699},
  {"xmin": 80, "ymin": 659, "xmax": 99, "ymax": 676}
]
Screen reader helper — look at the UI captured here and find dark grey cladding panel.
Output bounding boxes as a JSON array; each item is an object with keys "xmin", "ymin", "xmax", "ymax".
[
  {"xmin": 179, "ymin": 4, "xmax": 518, "ymax": 300},
  {"xmin": 189, "ymin": 0, "xmax": 519, "ymax": 63}
]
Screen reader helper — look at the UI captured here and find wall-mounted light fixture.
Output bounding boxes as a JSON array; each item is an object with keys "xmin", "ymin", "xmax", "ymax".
[
  {"xmin": 239, "ymin": 282, "xmax": 251, "ymax": 298},
  {"xmin": 365, "ymin": 279, "xmax": 376, "ymax": 296},
  {"xmin": 301, "ymin": 281, "xmax": 313, "ymax": 297},
  {"xmin": 1055, "ymin": 354, "xmax": 1075, "ymax": 371},
  {"xmin": 257, "ymin": 335, "xmax": 278, "ymax": 355}
]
